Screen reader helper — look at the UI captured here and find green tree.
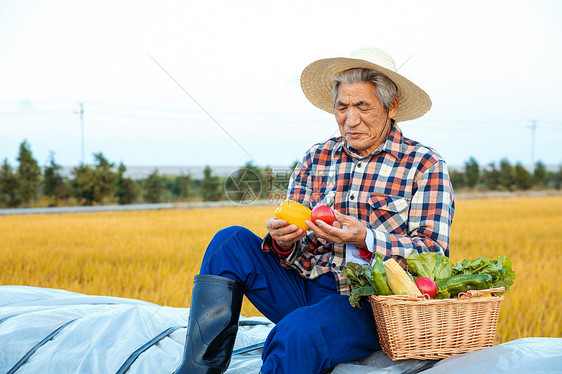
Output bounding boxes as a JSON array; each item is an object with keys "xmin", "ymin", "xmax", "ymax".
[
  {"xmin": 499, "ymin": 158, "xmax": 514, "ymax": 191},
  {"xmin": 72, "ymin": 152, "xmax": 117, "ymax": 205},
  {"xmin": 533, "ymin": 161, "xmax": 547, "ymax": 187},
  {"xmin": 482, "ymin": 162, "xmax": 500, "ymax": 191},
  {"xmin": 0, "ymin": 159, "xmax": 21, "ymax": 207},
  {"xmin": 190, "ymin": 177, "xmax": 203, "ymax": 198},
  {"xmin": 172, "ymin": 174, "xmax": 191, "ymax": 200},
  {"xmin": 514, "ymin": 163, "xmax": 531, "ymax": 190},
  {"xmin": 201, "ymin": 166, "xmax": 222, "ymax": 201},
  {"xmin": 92, "ymin": 152, "xmax": 117, "ymax": 200},
  {"xmin": 144, "ymin": 169, "xmax": 165, "ymax": 203},
  {"xmin": 464, "ymin": 157, "xmax": 480, "ymax": 188},
  {"xmin": 555, "ymin": 165, "xmax": 562, "ymax": 190},
  {"xmin": 115, "ymin": 163, "xmax": 140, "ymax": 205},
  {"xmin": 72, "ymin": 164, "xmax": 94, "ymax": 205},
  {"xmin": 449, "ymin": 169, "xmax": 466, "ymax": 190},
  {"xmin": 43, "ymin": 152, "xmax": 71, "ymax": 206},
  {"xmin": 16, "ymin": 140, "xmax": 41, "ymax": 206}
]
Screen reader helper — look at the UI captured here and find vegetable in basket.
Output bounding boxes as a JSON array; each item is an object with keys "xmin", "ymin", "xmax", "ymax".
[
  {"xmin": 344, "ymin": 253, "xmax": 391, "ymax": 308},
  {"xmin": 435, "ymin": 274, "xmax": 492, "ymax": 298},
  {"xmin": 406, "ymin": 252, "xmax": 453, "ymax": 282},
  {"xmin": 344, "ymin": 262, "xmax": 375, "ymax": 308},
  {"xmin": 383, "ymin": 258, "xmax": 422, "ymax": 296},
  {"xmin": 371, "ymin": 253, "xmax": 392, "ymax": 296},
  {"xmin": 406, "ymin": 252, "xmax": 516, "ymax": 299},
  {"xmin": 452, "ymin": 255, "xmax": 516, "ymax": 291},
  {"xmin": 414, "ymin": 277, "xmax": 438, "ymax": 298}
]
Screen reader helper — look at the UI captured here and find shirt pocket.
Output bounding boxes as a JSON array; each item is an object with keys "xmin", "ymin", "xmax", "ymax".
[{"xmin": 368, "ymin": 193, "xmax": 410, "ymax": 234}]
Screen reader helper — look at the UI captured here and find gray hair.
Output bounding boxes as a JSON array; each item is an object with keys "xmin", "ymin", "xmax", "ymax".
[{"xmin": 332, "ymin": 68, "xmax": 398, "ymax": 111}]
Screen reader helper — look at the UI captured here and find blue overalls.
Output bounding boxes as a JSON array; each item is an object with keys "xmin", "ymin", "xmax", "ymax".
[{"xmin": 199, "ymin": 225, "xmax": 381, "ymax": 374}]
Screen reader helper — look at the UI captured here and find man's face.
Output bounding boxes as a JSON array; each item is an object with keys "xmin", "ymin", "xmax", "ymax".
[{"xmin": 335, "ymin": 81, "xmax": 397, "ymax": 157}]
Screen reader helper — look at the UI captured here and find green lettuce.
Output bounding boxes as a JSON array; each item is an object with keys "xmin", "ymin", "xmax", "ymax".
[
  {"xmin": 452, "ymin": 255, "xmax": 515, "ymax": 292},
  {"xmin": 406, "ymin": 252, "xmax": 454, "ymax": 281}
]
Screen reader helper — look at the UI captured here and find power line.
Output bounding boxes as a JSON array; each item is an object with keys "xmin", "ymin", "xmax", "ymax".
[
  {"xmin": 0, "ymin": 110, "xmax": 73, "ymax": 116},
  {"xmin": 2, "ymin": 100, "xmax": 562, "ymax": 125},
  {"xmin": 539, "ymin": 123, "xmax": 562, "ymax": 130},
  {"xmin": 1, "ymin": 101, "xmax": 562, "ymax": 140}
]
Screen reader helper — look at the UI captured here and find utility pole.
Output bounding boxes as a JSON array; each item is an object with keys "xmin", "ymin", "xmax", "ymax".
[
  {"xmin": 79, "ymin": 103, "xmax": 85, "ymax": 164},
  {"xmin": 530, "ymin": 120, "xmax": 537, "ymax": 168}
]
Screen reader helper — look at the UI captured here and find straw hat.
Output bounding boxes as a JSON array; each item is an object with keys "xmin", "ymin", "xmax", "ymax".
[{"xmin": 300, "ymin": 48, "xmax": 431, "ymax": 122}]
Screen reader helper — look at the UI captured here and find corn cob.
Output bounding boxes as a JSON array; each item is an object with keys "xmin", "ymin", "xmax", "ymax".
[{"xmin": 383, "ymin": 258, "xmax": 422, "ymax": 296}]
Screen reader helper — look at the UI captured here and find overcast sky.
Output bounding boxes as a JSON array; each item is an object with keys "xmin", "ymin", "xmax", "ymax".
[{"xmin": 0, "ymin": 0, "xmax": 561, "ymax": 170}]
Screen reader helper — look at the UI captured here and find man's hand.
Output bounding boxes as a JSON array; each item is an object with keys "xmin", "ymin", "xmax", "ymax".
[
  {"xmin": 306, "ymin": 210, "xmax": 367, "ymax": 248},
  {"xmin": 266, "ymin": 218, "xmax": 307, "ymax": 251}
]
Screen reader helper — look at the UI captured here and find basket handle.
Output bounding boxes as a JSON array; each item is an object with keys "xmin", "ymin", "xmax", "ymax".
[{"xmin": 457, "ymin": 287, "xmax": 506, "ymax": 298}]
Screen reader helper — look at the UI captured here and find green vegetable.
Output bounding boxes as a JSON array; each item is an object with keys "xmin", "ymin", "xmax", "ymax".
[
  {"xmin": 406, "ymin": 252, "xmax": 454, "ymax": 281},
  {"xmin": 344, "ymin": 262, "xmax": 372, "ymax": 289},
  {"xmin": 436, "ymin": 274, "xmax": 493, "ymax": 298},
  {"xmin": 343, "ymin": 263, "xmax": 361, "ymax": 287},
  {"xmin": 407, "ymin": 252, "xmax": 516, "ymax": 298},
  {"xmin": 452, "ymin": 255, "xmax": 515, "ymax": 292},
  {"xmin": 349, "ymin": 286, "xmax": 375, "ymax": 308},
  {"xmin": 345, "ymin": 263, "xmax": 375, "ymax": 308},
  {"xmin": 345, "ymin": 257, "xmax": 392, "ymax": 308},
  {"xmin": 371, "ymin": 253, "xmax": 392, "ymax": 296}
]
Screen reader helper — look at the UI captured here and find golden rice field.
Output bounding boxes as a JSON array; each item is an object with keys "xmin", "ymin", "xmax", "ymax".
[{"xmin": 1, "ymin": 195, "xmax": 561, "ymax": 344}]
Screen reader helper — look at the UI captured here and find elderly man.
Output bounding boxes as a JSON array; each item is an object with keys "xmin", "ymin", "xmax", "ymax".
[{"xmin": 176, "ymin": 48, "xmax": 455, "ymax": 374}]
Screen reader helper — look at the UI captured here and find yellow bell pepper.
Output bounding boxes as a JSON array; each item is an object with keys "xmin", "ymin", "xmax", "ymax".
[{"xmin": 274, "ymin": 200, "xmax": 311, "ymax": 231}]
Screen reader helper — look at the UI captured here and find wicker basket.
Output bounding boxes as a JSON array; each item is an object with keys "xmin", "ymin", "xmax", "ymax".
[{"xmin": 368, "ymin": 287, "xmax": 505, "ymax": 360}]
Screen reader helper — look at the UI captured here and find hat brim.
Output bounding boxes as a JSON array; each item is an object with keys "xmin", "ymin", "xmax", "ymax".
[{"xmin": 300, "ymin": 57, "xmax": 431, "ymax": 122}]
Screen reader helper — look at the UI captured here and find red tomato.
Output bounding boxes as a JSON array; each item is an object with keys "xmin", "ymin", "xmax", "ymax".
[
  {"xmin": 311, "ymin": 205, "xmax": 335, "ymax": 225},
  {"xmin": 415, "ymin": 277, "xmax": 438, "ymax": 299}
]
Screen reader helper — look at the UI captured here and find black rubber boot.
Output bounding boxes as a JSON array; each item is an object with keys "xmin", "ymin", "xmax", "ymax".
[{"xmin": 175, "ymin": 274, "xmax": 244, "ymax": 374}]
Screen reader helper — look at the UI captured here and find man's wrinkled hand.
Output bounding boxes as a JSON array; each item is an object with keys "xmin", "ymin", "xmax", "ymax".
[
  {"xmin": 306, "ymin": 210, "xmax": 367, "ymax": 247},
  {"xmin": 266, "ymin": 218, "xmax": 306, "ymax": 251}
]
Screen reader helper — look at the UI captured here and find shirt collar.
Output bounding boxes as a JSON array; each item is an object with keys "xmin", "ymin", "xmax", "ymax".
[{"xmin": 333, "ymin": 123, "xmax": 406, "ymax": 160}]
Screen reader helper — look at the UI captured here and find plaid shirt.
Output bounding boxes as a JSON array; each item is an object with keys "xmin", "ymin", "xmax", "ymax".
[{"xmin": 262, "ymin": 124, "xmax": 455, "ymax": 295}]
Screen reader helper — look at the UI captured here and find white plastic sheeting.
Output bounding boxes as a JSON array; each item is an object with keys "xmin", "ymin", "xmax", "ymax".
[
  {"xmin": 332, "ymin": 338, "xmax": 562, "ymax": 374},
  {"xmin": 1, "ymin": 286, "xmax": 561, "ymax": 374},
  {"xmin": 424, "ymin": 337, "xmax": 562, "ymax": 374},
  {"xmin": 0, "ymin": 286, "xmax": 270, "ymax": 374}
]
